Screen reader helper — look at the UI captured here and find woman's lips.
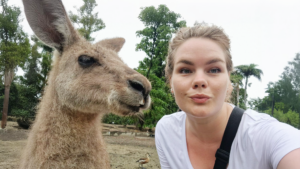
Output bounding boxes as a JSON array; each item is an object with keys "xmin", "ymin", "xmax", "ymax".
[{"xmin": 190, "ymin": 94, "xmax": 210, "ymax": 104}]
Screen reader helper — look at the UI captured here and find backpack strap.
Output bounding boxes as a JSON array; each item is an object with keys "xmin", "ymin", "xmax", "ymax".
[{"xmin": 213, "ymin": 106, "xmax": 245, "ymax": 169}]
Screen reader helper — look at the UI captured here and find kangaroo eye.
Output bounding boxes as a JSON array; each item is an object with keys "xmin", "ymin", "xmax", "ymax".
[{"xmin": 78, "ymin": 55, "xmax": 97, "ymax": 68}]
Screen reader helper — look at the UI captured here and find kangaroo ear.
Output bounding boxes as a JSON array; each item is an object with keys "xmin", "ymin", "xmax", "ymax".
[
  {"xmin": 96, "ymin": 38, "xmax": 125, "ymax": 53},
  {"xmin": 22, "ymin": 0, "xmax": 79, "ymax": 52}
]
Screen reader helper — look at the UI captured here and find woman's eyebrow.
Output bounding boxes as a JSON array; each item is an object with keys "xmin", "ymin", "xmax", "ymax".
[
  {"xmin": 205, "ymin": 58, "xmax": 224, "ymax": 65},
  {"xmin": 176, "ymin": 59, "xmax": 194, "ymax": 66},
  {"xmin": 176, "ymin": 58, "xmax": 224, "ymax": 66}
]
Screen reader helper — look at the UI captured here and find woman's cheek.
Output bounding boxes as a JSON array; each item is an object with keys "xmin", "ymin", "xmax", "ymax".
[{"xmin": 213, "ymin": 78, "xmax": 228, "ymax": 100}]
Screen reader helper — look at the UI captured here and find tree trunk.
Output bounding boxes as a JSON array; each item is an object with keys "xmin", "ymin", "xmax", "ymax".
[
  {"xmin": 271, "ymin": 91, "xmax": 275, "ymax": 116},
  {"xmin": 146, "ymin": 28, "xmax": 157, "ymax": 78},
  {"xmin": 1, "ymin": 69, "xmax": 14, "ymax": 129},
  {"xmin": 146, "ymin": 58, "xmax": 153, "ymax": 78},
  {"xmin": 236, "ymin": 85, "xmax": 240, "ymax": 107},
  {"xmin": 244, "ymin": 77, "xmax": 248, "ymax": 107}
]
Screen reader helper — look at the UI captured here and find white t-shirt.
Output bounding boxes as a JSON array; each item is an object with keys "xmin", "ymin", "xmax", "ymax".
[{"xmin": 155, "ymin": 108, "xmax": 300, "ymax": 169}]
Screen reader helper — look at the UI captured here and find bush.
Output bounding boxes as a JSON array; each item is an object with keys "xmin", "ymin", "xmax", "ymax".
[
  {"xmin": 11, "ymin": 109, "xmax": 33, "ymax": 120},
  {"xmin": 102, "ymin": 113, "xmax": 138, "ymax": 125},
  {"xmin": 265, "ymin": 108, "xmax": 299, "ymax": 128}
]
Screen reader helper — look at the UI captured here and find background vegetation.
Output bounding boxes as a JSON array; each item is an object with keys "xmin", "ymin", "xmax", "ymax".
[{"xmin": 0, "ymin": 0, "xmax": 299, "ymax": 129}]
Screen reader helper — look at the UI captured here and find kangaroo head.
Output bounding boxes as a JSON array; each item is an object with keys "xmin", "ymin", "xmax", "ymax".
[{"xmin": 22, "ymin": 0, "xmax": 151, "ymax": 115}]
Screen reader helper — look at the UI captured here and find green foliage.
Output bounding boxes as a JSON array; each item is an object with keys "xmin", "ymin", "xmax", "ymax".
[
  {"xmin": 14, "ymin": 79, "xmax": 39, "ymax": 117},
  {"xmin": 249, "ymin": 97, "xmax": 271, "ymax": 112},
  {"xmin": 275, "ymin": 102, "xmax": 285, "ymax": 111},
  {"xmin": 20, "ymin": 43, "xmax": 42, "ymax": 88},
  {"xmin": 136, "ymin": 4, "xmax": 186, "ymax": 78},
  {"xmin": 11, "ymin": 109, "xmax": 31, "ymax": 120},
  {"xmin": 0, "ymin": 0, "xmax": 31, "ymax": 70},
  {"xmin": 236, "ymin": 88, "xmax": 246, "ymax": 110},
  {"xmin": 230, "ymin": 71, "xmax": 243, "ymax": 107},
  {"xmin": 0, "ymin": 0, "xmax": 31, "ymax": 127},
  {"xmin": 9, "ymin": 37, "xmax": 44, "ymax": 120},
  {"xmin": 102, "ymin": 113, "xmax": 137, "ymax": 125},
  {"xmin": 0, "ymin": 81, "xmax": 19, "ymax": 114},
  {"xmin": 288, "ymin": 53, "xmax": 300, "ymax": 91},
  {"xmin": 1, "ymin": 35, "xmax": 53, "ymax": 121},
  {"xmin": 31, "ymin": 35, "xmax": 53, "ymax": 90},
  {"xmin": 264, "ymin": 109, "xmax": 299, "ymax": 128},
  {"xmin": 251, "ymin": 53, "xmax": 300, "ymax": 129},
  {"xmin": 40, "ymin": 50, "xmax": 52, "ymax": 89},
  {"xmin": 69, "ymin": 0, "xmax": 105, "ymax": 41}
]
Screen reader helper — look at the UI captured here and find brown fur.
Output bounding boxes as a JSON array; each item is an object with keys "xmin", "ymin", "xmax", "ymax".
[{"xmin": 20, "ymin": 0, "xmax": 151, "ymax": 168}]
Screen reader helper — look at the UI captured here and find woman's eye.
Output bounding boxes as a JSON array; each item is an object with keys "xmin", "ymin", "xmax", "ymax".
[
  {"xmin": 209, "ymin": 68, "xmax": 221, "ymax": 73},
  {"xmin": 179, "ymin": 68, "xmax": 191, "ymax": 74}
]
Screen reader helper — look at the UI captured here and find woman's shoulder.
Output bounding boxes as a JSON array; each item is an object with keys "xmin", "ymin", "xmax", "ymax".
[
  {"xmin": 158, "ymin": 111, "xmax": 186, "ymax": 123},
  {"xmin": 238, "ymin": 109, "xmax": 300, "ymax": 144},
  {"xmin": 243, "ymin": 109, "xmax": 275, "ymax": 121},
  {"xmin": 155, "ymin": 111, "xmax": 186, "ymax": 144},
  {"xmin": 156, "ymin": 111, "xmax": 186, "ymax": 130},
  {"xmin": 241, "ymin": 109, "xmax": 299, "ymax": 132},
  {"xmin": 233, "ymin": 109, "xmax": 300, "ymax": 169}
]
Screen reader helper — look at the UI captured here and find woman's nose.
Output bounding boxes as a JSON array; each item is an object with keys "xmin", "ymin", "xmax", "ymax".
[{"xmin": 192, "ymin": 71, "xmax": 208, "ymax": 89}]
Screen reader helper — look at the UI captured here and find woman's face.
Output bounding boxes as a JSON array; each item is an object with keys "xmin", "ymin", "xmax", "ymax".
[{"xmin": 171, "ymin": 38, "xmax": 230, "ymax": 118}]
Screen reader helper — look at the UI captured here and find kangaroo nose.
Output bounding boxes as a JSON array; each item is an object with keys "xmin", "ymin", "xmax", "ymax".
[{"xmin": 128, "ymin": 80, "xmax": 145, "ymax": 95}]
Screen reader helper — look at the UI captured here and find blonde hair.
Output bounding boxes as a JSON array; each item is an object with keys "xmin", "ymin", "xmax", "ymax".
[{"xmin": 165, "ymin": 24, "xmax": 232, "ymax": 85}]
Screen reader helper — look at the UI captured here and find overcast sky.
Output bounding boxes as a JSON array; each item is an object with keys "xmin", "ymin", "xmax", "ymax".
[{"xmin": 8, "ymin": 0, "xmax": 300, "ymax": 101}]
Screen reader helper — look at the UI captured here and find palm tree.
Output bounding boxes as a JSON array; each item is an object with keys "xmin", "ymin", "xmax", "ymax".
[
  {"xmin": 235, "ymin": 64, "xmax": 263, "ymax": 106},
  {"xmin": 230, "ymin": 71, "xmax": 244, "ymax": 107}
]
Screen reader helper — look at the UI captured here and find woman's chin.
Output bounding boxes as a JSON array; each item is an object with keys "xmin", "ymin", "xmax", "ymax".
[
  {"xmin": 186, "ymin": 111, "xmax": 211, "ymax": 119},
  {"xmin": 184, "ymin": 105, "xmax": 219, "ymax": 119}
]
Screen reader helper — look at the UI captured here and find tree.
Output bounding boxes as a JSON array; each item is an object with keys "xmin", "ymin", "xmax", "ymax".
[
  {"xmin": 288, "ymin": 53, "xmax": 300, "ymax": 91},
  {"xmin": 2, "ymin": 36, "xmax": 53, "ymax": 122},
  {"xmin": 0, "ymin": 80, "xmax": 19, "ymax": 118},
  {"xmin": 235, "ymin": 64, "xmax": 263, "ymax": 106},
  {"xmin": 0, "ymin": 0, "xmax": 31, "ymax": 128},
  {"xmin": 136, "ymin": 5, "xmax": 186, "ymax": 78},
  {"xmin": 69, "ymin": 0, "xmax": 105, "ymax": 41},
  {"xmin": 278, "ymin": 67, "xmax": 297, "ymax": 113},
  {"xmin": 30, "ymin": 36, "xmax": 53, "ymax": 92},
  {"xmin": 265, "ymin": 82, "xmax": 280, "ymax": 116},
  {"xmin": 39, "ymin": 49, "xmax": 52, "ymax": 90},
  {"xmin": 286, "ymin": 53, "xmax": 300, "ymax": 128},
  {"xmin": 16, "ymin": 36, "xmax": 44, "ymax": 118},
  {"xmin": 248, "ymin": 53, "xmax": 300, "ymax": 129},
  {"xmin": 135, "ymin": 5, "xmax": 185, "ymax": 129},
  {"xmin": 230, "ymin": 71, "xmax": 243, "ymax": 107}
]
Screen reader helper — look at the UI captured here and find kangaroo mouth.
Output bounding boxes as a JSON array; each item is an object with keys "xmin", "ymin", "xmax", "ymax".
[
  {"xmin": 127, "ymin": 105, "xmax": 140, "ymax": 112},
  {"xmin": 119, "ymin": 101, "xmax": 145, "ymax": 113}
]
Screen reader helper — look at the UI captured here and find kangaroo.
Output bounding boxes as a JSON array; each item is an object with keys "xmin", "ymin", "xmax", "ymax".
[{"xmin": 19, "ymin": 0, "xmax": 151, "ymax": 168}]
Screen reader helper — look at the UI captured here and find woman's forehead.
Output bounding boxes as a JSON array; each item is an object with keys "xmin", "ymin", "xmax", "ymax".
[{"xmin": 174, "ymin": 38, "xmax": 226, "ymax": 65}]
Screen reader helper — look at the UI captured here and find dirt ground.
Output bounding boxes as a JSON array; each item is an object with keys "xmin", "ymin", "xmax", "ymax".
[{"xmin": 0, "ymin": 121, "xmax": 160, "ymax": 169}]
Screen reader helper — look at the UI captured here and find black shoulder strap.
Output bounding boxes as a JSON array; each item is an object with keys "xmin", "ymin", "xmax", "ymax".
[{"xmin": 213, "ymin": 106, "xmax": 245, "ymax": 169}]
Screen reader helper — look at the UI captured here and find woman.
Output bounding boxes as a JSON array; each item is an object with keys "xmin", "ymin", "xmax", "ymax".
[{"xmin": 155, "ymin": 24, "xmax": 300, "ymax": 169}]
